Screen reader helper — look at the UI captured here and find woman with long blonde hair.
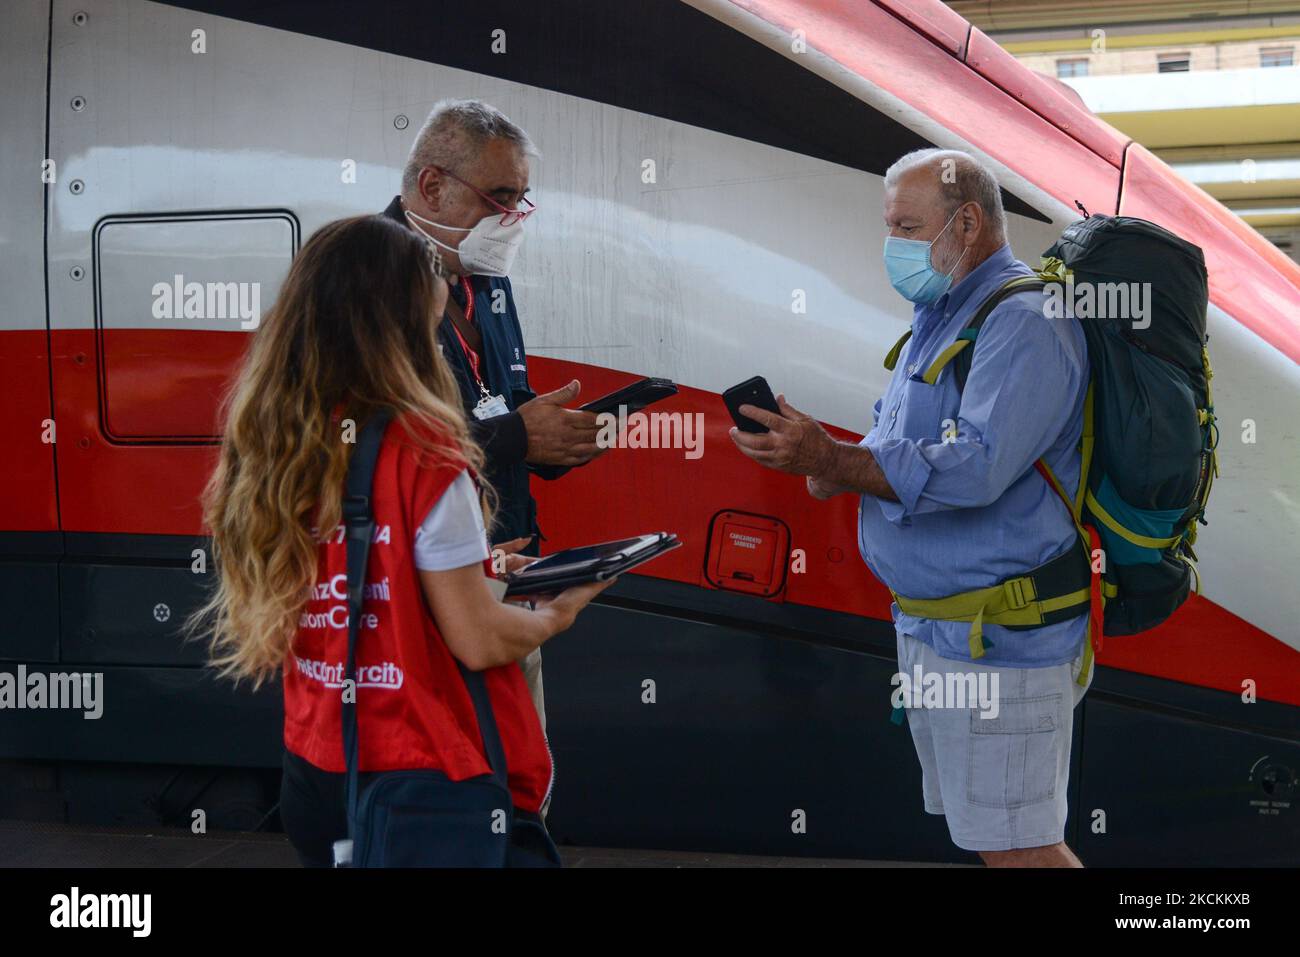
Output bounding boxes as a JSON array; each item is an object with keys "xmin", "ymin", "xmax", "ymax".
[{"xmin": 195, "ymin": 214, "xmax": 605, "ymax": 866}]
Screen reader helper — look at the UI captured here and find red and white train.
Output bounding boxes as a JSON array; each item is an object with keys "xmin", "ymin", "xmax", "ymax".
[{"xmin": 2, "ymin": 0, "xmax": 1297, "ymax": 863}]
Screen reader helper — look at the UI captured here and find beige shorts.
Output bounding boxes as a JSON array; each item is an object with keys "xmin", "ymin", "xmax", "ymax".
[{"xmin": 896, "ymin": 631, "xmax": 1092, "ymax": 852}]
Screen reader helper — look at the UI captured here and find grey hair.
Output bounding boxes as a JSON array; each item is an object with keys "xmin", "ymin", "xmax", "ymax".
[
  {"xmin": 884, "ymin": 148, "xmax": 1006, "ymax": 242},
  {"xmin": 401, "ymin": 98, "xmax": 539, "ymax": 197}
]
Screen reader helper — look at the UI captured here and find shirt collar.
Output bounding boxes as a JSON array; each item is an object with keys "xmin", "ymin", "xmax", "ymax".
[{"xmin": 937, "ymin": 243, "xmax": 1015, "ymax": 319}]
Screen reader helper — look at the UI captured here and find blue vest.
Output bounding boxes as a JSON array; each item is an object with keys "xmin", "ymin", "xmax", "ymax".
[{"xmin": 442, "ymin": 276, "xmax": 541, "ymax": 547}]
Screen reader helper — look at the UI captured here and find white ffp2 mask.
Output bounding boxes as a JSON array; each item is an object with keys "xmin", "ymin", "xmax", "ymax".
[{"xmin": 404, "ymin": 207, "xmax": 526, "ymax": 278}]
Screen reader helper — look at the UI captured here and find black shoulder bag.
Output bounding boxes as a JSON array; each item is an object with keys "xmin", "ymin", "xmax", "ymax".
[{"xmin": 336, "ymin": 411, "xmax": 558, "ymax": 867}]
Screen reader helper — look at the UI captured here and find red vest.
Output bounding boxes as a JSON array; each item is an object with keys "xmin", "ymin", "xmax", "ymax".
[{"xmin": 282, "ymin": 418, "xmax": 552, "ymax": 812}]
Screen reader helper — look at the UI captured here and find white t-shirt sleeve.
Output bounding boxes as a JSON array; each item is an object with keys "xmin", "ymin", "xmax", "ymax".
[{"xmin": 413, "ymin": 469, "xmax": 491, "ymax": 572}]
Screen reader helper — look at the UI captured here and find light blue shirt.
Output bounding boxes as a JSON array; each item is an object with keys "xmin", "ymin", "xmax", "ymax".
[{"xmin": 859, "ymin": 244, "xmax": 1089, "ymax": 667}]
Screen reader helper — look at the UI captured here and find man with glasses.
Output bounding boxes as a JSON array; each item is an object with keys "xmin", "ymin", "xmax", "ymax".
[{"xmin": 385, "ymin": 100, "xmax": 605, "ymax": 800}]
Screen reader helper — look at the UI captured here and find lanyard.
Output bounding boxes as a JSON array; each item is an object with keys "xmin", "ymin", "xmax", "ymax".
[
  {"xmin": 450, "ymin": 277, "xmax": 486, "ymax": 395},
  {"xmin": 460, "ymin": 276, "xmax": 475, "ymax": 324}
]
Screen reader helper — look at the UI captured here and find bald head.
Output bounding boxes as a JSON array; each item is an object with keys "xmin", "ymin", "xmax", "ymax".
[{"xmin": 883, "ymin": 149, "xmax": 1007, "ymax": 286}]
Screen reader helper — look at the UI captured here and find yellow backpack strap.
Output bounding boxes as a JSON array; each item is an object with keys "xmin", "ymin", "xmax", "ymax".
[
  {"xmin": 1036, "ymin": 256, "xmax": 1071, "ymax": 283},
  {"xmin": 921, "ymin": 333, "xmax": 975, "ymax": 385},
  {"xmin": 921, "ymin": 274, "xmax": 1049, "ymax": 387},
  {"xmin": 891, "ymin": 543, "xmax": 1091, "ymax": 662},
  {"xmin": 1078, "ymin": 632, "xmax": 1096, "ymax": 687},
  {"xmin": 1076, "ymin": 383, "xmax": 1095, "ymax": 519},
  {"xmin": 1004, "ymin": 274, "xmax": 1053, "ymax": 294},
  {"xmin": 1082, "ymin": 489, "xmax": 1182, "ymax": 550},
  {"xmin": 883, "ymin": 330, "xmax": 911, "ymax": 371},
  {"xmin": 1037, "ymin": 404, "xmax": 1102, "ymax": 690},
  {"xmin": 1187, "ymin": 345, "xmax": 1219, "ymax": 549}
]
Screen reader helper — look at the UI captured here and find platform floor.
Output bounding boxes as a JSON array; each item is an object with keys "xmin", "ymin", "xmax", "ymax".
[{"xmin": 0, "ymin": 819, "xmax": 945, "ymax": 868}]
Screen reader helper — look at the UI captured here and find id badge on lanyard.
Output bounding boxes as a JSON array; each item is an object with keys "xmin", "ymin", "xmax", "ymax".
[{"xmin": 473, "ymin": 391, "xmax": 510, "ymax": 420}]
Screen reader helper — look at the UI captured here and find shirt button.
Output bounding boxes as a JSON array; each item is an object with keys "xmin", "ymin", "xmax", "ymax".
[
  {"xmin": 891, "ymin": 410, "xmax": 897, "ymax": 419},
  {"xmin": 906, "ymin": 363, "xmax": 915, "ymax": 374}
]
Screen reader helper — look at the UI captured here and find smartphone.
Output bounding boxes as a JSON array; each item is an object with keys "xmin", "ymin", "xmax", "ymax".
[
  {"xmin": 579, "ymin": 377, "xmax": 678, "ymax": 417},
  {"xmin": 723, "ymin": 376, "xmax": 781, "ymax": 433}
]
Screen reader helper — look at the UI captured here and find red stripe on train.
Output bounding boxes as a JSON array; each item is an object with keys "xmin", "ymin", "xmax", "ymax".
[{"xmin": 17, "ymin": 330, "xmax": 1300, "ymax": 707}]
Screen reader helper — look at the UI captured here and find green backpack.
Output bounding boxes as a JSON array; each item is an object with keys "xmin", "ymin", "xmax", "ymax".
[{"xmin": 883, "ymin": 214, "xmax": 1218, "ymax": 683}]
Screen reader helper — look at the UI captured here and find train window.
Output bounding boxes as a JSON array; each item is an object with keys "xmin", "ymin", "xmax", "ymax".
[
  {"xmin": 1261, "ymin": 47, "xmax": 1294, "ymax": 68},
  {"xmin": 1056, "ymin": 58, "xmax": 1089, "ymax": 79},
  {"xmin": 93, "ymin": 212, "xmax": 298, "ymax": 442},
  {"xmin": 1157, "ymin": 52, "xmax": 1191, "ymax": 73}
]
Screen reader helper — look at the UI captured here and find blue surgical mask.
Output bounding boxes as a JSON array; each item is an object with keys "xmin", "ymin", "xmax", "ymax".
[{"xmin": 882, "ymin": 208, "xmax": 968, "ymax": 304}]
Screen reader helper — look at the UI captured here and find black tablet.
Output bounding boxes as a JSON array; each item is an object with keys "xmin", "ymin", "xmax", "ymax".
[
  {"xmin": 503, "ymin": 532, "xmax": 681, "ymax": 597},
  {"xmin": 579, "ymin": 377, "xmax": 678, "ymax": 417}
]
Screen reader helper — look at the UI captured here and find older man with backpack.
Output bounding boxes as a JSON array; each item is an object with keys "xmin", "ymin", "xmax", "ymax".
[{"xmin": 731, "ymin": 147, "xmax": 1215, "ymax": 867}]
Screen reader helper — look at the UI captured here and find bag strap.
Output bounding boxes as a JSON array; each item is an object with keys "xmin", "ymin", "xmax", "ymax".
[
  {"xmin": 341, "ymin": 411, "xmax": 510, "ymax": 842},
  {"xmin": 881, "ymin": 275, "xmax": 1044, "ymax": 386},
  {"xmin": 943, "ymin": 275, "xmax": 1045, "ymax": 391},
  {"xmin": 883, "ymin": 329, "xmax": 911, "ymax": 372}
]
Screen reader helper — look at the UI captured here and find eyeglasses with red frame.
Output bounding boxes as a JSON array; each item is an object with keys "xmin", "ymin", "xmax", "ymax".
[{"xmin": 435, "ymin": 165, "xmax": 537, "ymax": 227}]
